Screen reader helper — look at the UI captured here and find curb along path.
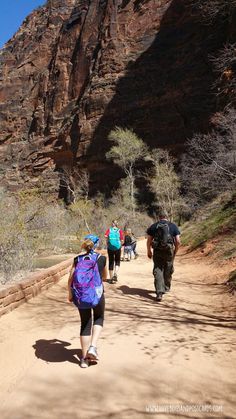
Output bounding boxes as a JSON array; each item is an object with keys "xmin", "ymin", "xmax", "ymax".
[{"xmin": 0, "ymin": 259, "xmax": 72, "ymax": 317}]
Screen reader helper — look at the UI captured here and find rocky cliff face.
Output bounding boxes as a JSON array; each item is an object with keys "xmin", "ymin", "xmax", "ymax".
[{"xmin": 0, "ymin": 0, "xmax": 231, "ymax": 200}]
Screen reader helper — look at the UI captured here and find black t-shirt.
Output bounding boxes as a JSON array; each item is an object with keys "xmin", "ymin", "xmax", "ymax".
[
  {"xmin": 74, "ymin": 253, "xmax": 106, "ymax": 278},
  {"xmin": 146, "ymin": 220, "xmax": 180, "ymax": 238},
  {"xmin": 124, "ymin": 235, "xmax": 132, "ymax": 246}
]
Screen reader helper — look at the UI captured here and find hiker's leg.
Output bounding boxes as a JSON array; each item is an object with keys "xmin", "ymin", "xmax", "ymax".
[
  {"xmin": 124, "ymin": 246, "xmax": 131, "ymax": 260},
  {"xmin": 91, "ymin": 294, "xmax": 105, "ymax": 347},
  {"xmin": 153, "ymin": 252, "xmax": 165, "ymax": 295},
  {"xmin": 164, "ymin": 260, "xmax": 174, "ymax": 291},
  {"xmin": 114, "ymin": 248, "xmax": 121, "ymax": 274},
  {"xmin": 132, "ymin": 242, "xmax": 138, "ymax": 259},
  {"xmin": 132, "ymin": 242, "xmax": 137, "ymax": 255},
  {"xmin": 121, "ymin": 246, "xmax": 124, "ymax": 260},
  {"xmin": 78, "ymin": 308, "xmax": 92, "ymax": 358},
  {"xmin": 108, "ymin": 249, "xmax": 115, "ymax": 278}
]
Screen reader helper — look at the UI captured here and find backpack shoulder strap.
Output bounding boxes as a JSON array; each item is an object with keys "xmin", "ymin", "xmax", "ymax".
[
  {"xmin": 90, "ymin": 252, "xmax": 100, "ymax": 264},
  {"xmin": 155, "ymin": 222, "xmax": 162, "ymax": 231}
]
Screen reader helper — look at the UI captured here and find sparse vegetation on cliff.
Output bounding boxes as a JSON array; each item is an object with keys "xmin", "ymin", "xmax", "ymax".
[
  {"xmin": 181, "ymin": 192, "xmax": 236, "ymax": 259},
  {"xmin": 181, "ymin": 107, "xmax": 236, "ymax": 208}
]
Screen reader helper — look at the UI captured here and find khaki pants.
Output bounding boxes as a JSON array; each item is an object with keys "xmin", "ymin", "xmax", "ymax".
[{"xmin": 153, "ymin": 249, "xmax": 174, "ymax": 294}]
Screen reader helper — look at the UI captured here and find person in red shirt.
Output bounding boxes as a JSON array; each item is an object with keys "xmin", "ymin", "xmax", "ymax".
[{"xmin": 105, "ymin": 220, "xmax": 124, "ymax": 283}]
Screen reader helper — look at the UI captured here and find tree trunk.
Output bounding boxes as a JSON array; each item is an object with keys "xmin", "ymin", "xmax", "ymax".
[{"xmin": 130, "ymin": 173, "xmax": 135, "ymax": 217}]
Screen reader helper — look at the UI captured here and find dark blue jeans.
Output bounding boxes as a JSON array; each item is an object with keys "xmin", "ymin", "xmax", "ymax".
[
  {"xmin": 153, "ymin": 249, "xmax": 174, "ymax": 294},
  {"xmin": 131, "ymin": 242, "xmax": 137, "ymax": 254}
]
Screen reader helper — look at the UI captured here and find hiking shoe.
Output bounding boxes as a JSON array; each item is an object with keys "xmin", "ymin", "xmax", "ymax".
[
  {"xmin": 156, "ymin": 293, "xmax": 163, "ymax": 302},
  {"xmin": 165, "ymin": 286, "xmax": 170, "ymax": 292},
  {"xmin": 134, "ymin": 254, "xmax": 139, "ymax": 259},
  {"xmin": 87, "ymin": 345, "xmax": 99, "ymax": 360},
  {"xmin": 80, "ymin": 358, "xmax": 89, "ymax": 368},
  {"xmin": 113, "ymin": 273, "xmax": 118, "ymax": 282},
  {"xmin": 107, "ymin": 278, "xmax": 114, "ymax": 284},
  {"xmin": 108, "ymin": 277, "xmax": 117, "ymax": 284}
]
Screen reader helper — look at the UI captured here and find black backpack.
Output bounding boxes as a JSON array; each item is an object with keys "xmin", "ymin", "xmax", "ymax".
[{"xmin": 152, "ymin": 222, "xmax": 174, "ymax": 251}]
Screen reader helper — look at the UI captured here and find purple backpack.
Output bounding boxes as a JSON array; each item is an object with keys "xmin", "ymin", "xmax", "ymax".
[{"xmin": 72, "ymin": 252, "xmax": 103, "ymax": 309}]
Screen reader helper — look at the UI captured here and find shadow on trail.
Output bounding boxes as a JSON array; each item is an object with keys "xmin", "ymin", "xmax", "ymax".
[
  {"xmin": 113, "ymin": 287, "xmax": 236, "ymax": 331},
  {"xmin": 118, "ymin": 285, "xmax": 156, "ymax": 302},
  {"xmin": 2, "ymin": 371, "xmax": 215, "ymax": 419},
  {"xmin": 32, "ymin": 338, "xmax": 81, "ymax": 365}
]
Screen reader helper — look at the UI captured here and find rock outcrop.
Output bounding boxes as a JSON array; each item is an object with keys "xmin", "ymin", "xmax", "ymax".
[{"xmin": 0, "ymin": 0, "xmax": 232, "ymax": 199}]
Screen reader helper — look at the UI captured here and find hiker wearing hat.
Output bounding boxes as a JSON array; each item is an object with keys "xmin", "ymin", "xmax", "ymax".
[{"xmin": 68, "ymin": 234, "xmax": 107, "ymax": 368}]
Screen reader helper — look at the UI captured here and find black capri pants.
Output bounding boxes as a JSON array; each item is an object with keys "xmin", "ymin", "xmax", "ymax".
[
  {"xmin": 107, "ymin": 248, "xmax": 121, "ymax": 271},
  {"xmin": 78, "ymin": 294, "xmax": 105, "ymax": 336}
]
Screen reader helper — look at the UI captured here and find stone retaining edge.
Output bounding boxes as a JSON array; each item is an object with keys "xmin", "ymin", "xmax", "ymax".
[{"xmin": 0, "ymin": 258, "xmax": 73, "ymax": 318}]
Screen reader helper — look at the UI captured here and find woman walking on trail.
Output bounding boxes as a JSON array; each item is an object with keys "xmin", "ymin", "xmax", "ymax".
[
  {"xmin": 105, "ymin": 220, "xmax": 124, "ymax": 283},
  {"xmin": 123, "ymin": 228, "xmax": 138, "ymax": 260},
  {"xmin": 68, "ymin": 234, "xmax": 107, "ymax": 368}
]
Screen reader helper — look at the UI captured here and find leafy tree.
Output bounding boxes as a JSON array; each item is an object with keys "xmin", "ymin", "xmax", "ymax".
[
  {"xmin": 148, "ymin": 149, "xmax": 183, "ymax": 221},
  {"xmin": 106, "ymin": 127, "xmax": 148, "ymax": 216}
]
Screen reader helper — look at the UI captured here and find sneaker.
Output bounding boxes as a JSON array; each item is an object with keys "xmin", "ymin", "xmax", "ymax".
[
  {"xmin": 134, "ymin": 254, "xmax": 139, "ymax": 259},
  {"xmin": 165, "ymin": 286, "xmax": 170, "ymax": 292},
  {"xmin": 107, "ymin": 278, "xmax": 113, "ymax": 284},
  {"xmin": 80, "ymin": 358, "xmax": 89, "ymax": 368},
  {"xmin": 156, "ymin": 293, "xmax": 163, "ymax": 302},
  {"xmin": 87, "ymin": 345, "xmax": 99, "ymax": 360},
  {"xmin": 112, "ymin": 273, "xmax": 118, "ymax": 282}
]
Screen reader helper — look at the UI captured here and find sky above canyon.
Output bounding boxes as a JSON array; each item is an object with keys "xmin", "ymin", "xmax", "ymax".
[{"xmin": 0, "ymin": 0, "xmax": 46, "ymax": 48}]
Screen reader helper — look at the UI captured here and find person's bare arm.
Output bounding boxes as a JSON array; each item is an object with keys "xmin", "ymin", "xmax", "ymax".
[
  {"xmin": 147, "ymin": 235, "xmax": 153, "ymax": 259},
  {"xmin": 68, "ymin": 264, "xmax": 75, "ymax": 302},
  {"xmin": 102, "ymin": 265, "xmax": 108, "ymax": 281},
  {"xmin": 173, "ymin": 235, "xmax": 181, "ymax": 257},
  {"xmin": 104, "ymin": 233, "xmax": 109, "ymax": 248},
  {"xmin": 120, "ymin": 230, "xmax": 124, "ymax": 246}
]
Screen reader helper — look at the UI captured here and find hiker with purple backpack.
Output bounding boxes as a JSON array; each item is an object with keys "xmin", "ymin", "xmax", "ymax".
[{"xmin": 68, "ymin": 234, "xmax": 107, "ymax": 368}]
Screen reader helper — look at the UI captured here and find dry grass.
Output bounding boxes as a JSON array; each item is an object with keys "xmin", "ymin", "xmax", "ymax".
[{"xmin": 181, "ymin": 192, "xmax": 236, "ymax": 260}]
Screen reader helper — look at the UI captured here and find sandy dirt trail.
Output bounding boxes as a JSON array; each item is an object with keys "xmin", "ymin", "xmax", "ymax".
[{"xmin": 0, "ymin": 240, "xmax": 235, "ymax": 419}]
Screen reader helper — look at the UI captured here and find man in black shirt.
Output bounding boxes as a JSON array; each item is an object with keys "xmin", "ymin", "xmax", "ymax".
[{"xmin": 146, "ymin": 210, "xmax": 180, "ymax": 301}]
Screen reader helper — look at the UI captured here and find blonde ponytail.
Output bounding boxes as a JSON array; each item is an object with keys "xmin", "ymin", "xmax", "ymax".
[{"xmin": 81, "ymin": 238, "xmax": 94, "ymax": 253}]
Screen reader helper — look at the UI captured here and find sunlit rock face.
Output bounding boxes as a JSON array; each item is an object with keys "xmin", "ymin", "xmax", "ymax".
[{"xmin": 0, "ymin": 0, "xmax": 231, "ymax": 198}]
